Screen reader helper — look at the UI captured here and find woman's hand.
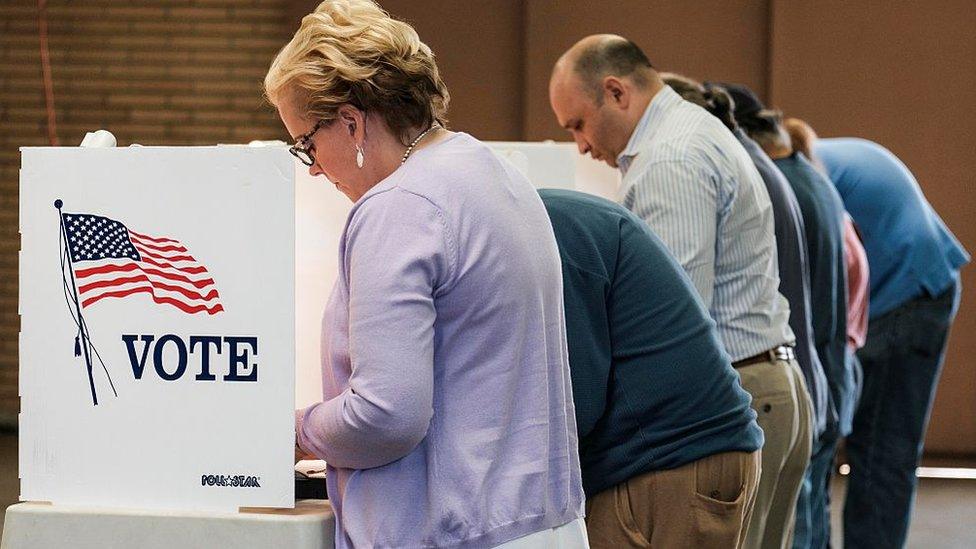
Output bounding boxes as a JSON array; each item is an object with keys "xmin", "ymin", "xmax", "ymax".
[{"xmin": 295, "ymin": 440, "xmax": 316, "ymax": 464}]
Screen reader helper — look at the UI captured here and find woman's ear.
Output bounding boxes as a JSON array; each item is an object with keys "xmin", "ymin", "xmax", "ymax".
[
  {"xmin": 341, "ymin": 109, "xmax": 357, "ymax": 134},
  {"xmin": 336, "ymin": 105, "xmax": 365, "ymax": 142}
]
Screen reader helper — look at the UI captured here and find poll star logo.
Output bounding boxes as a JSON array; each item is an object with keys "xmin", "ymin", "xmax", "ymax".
[
  {"xmin": 201, "ymin": 474, "xmax": 262, "ymax": 488},
  {"xmin": 55, "ymin": 200, "xmax": 235, "ymax": 406}
]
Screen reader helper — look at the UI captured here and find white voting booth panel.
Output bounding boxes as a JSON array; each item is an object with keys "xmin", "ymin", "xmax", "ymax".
[
  {"xmin": 293, "ymin": 141, "xmax": 619, "ymax": 409},
  {"xmin": 488, "ymin": 141, "xmax": 620, "ymax": 200},
  {"xmin": 10, "ymin": 140, "xmax": 615, "ymax": 547},
  {"xmin": 18, "ymin": 146, "xmax": 296, "ymax": 512},
  {"xmin": 295, "ymin": 164, "xmax": 351, "ymax": 410}
]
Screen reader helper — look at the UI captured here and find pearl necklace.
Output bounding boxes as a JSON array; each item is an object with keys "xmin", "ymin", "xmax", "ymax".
[{"xmin": 401, "ymin": 123, "xmax": 440, "ymax": 164}]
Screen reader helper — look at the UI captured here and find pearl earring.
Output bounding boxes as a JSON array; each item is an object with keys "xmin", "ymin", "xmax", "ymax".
[{"xmin": 355, "ymin": 145, "xmax": 365, "ymax": 168}]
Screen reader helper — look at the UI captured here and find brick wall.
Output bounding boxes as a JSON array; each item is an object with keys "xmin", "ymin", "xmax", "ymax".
[{"xmin": 0, "ymin": 0, "xmax": 293, "ymax": 426}]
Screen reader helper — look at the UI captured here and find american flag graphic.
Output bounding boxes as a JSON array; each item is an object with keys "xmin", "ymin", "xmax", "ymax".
[{"xmin": 62, "ymin": 212, "xmax": 224, "ymax": 315}]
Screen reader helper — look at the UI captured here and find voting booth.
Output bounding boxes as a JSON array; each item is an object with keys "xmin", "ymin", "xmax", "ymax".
[
  {"xmin": 8, "ymin": 139, "xmax": 616, "ymax": 548},
  {"xmin": 489, "ymin": 141, "xmax": 619, "ymax": 200},
  {"xmin": 294, "ymin": 141, "xmax": 618, "ymax": 409},
  {"xmin": 6, "ymin": 145, "xmax": 337, "ymax": 549},
  {"xmin": 18, "ymin": 146, "xmax": 297, "ymax": 512}
]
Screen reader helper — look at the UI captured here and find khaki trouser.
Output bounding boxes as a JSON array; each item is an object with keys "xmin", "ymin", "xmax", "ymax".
[
  {"xmin": 738, "ymin": 357, "xmax": 814, "ymax": 549},
  {"xmin": 585, "ymin": 450, "xmax": 761, "ymax": 548}
]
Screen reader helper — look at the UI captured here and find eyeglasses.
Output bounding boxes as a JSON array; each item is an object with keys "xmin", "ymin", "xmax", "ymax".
[{"xmin": 289, "ymin": 119, "xmax": 329, "ymax": 167}]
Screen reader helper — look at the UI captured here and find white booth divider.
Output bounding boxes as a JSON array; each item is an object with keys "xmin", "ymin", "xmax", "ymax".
[
  {"xmin": 18, "ymin": 146, "xmax": 296, "ymax": 512},
  {"xmin": 294, "ymin": 141, "xmax": 618, "ymax": 410}
]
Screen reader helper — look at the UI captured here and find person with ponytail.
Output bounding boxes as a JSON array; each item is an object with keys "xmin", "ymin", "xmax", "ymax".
[
  {"xmin": 722, "ymin": 85, "xmax": 854, "ymax": 549},
  {"xmin": 664, "ymin": 73, "xmax": 829, "ymax": 443},
  {"xmin": 664, "ymin": 73, "xmax": 823, "ymax": 549}
]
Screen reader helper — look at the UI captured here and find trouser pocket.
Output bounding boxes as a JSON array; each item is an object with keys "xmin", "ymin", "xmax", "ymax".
[
  {"xmin": 694, "ymin": 451, "xmax": 747, "ymax": 513},
  {"xmin": 692, "ymin": 451, "xmax": 755, "ymax": 548}
]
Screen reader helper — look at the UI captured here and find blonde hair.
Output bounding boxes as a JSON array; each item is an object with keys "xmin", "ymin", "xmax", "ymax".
[{"xmin": 264, "ymin": 0, "xmax": 449, "ymax": 143}]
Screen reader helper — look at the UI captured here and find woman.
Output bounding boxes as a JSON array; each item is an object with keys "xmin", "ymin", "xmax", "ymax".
[{"xmin": 263, "ymin": 1, "xmax": 586, "ymax": 548}]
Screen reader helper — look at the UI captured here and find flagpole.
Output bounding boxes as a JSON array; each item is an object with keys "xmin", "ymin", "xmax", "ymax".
[{"xmin": 56, "ymin": 200, "xmax": 98, "ymax": 406}]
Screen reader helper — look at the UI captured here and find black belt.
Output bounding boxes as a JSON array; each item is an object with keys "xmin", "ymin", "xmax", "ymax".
[{"xmin": 732, "ymin": 345, "xmax": 795, "ymax": 369}]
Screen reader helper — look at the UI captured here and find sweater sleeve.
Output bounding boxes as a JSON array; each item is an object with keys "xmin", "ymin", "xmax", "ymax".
[{"xmin": 296, "ymin": 188, "xmax": 456, "ymax": 469}]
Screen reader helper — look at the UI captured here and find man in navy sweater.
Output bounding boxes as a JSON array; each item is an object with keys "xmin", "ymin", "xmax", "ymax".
[{"xmin": 539, "ymin": 188, "xmax": 763, "ymax": 548}]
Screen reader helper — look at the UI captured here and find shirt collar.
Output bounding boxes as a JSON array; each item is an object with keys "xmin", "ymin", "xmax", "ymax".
[{"xmin": 616, "ymin": 85, "xmax": 683, "ymax": 175}]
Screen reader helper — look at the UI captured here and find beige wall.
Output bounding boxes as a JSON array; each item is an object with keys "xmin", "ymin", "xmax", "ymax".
[
  {"xmin": 768, "ymin": 0, "xmax": 976, "ymax": 455},
  {"xmin": 523, "ymin": 0, "xmax": 771, "ymax": 140},
  {"xmin": 361, "ymin": 0, "xmax": 976, "ymax": 457},
  {"xmin": 3, "ymin": 1, "xmax": 971, "ymax": 455}
]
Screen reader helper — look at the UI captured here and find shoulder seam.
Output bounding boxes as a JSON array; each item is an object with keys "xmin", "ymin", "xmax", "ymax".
[{"xmin": 351, "ymin": 186, "xmax": 460, "ymax": 291}]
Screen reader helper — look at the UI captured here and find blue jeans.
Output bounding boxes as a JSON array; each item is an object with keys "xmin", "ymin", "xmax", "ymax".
[
  {"xmin": 792, "ymin": 425, "xmax": 840, "ymax": 549},
  {"xmin": 843, "ymin": 281, "xmax": 961, "ymax": 549},
  {"xmin": 794, "ymin": 346, "xmax": 865, "ymax": 549}
]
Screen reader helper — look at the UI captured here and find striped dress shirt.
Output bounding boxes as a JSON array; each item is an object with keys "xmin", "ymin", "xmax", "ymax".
[{"xmin": 616, "ymin": 85, "xmax": 794, "ymax": 361}]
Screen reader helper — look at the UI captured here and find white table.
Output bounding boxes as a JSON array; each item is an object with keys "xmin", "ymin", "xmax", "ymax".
[{"xmin": 1, "ymin": 499, "xmax": 335, "ymax": 549}]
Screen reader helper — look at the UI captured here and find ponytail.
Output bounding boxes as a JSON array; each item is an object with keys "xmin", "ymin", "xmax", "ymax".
[
  {"xmin": 661, "ymin": 72, "xmax": 737, "ymax": 132},
  {"xmin": 702, "ymin": 85, "xmax": 737, "ymax": 132}
]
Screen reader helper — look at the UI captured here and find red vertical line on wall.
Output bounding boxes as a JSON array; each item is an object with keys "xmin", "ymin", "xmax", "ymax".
[
  {"xmin": 764, "ymin": 0, "xmax": 777, "ymax": 106},
  {"xmin": 37, "ymin": 0, "xmax": 60, "ymax": 146}
]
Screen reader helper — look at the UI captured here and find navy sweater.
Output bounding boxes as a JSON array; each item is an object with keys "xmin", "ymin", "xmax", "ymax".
[
  {"xmin": 540, "ymin": 189, "xmax": 763, "ymax": 497},
  {"xmin": 774, "ymin": 152, "xmax": 851, "ymax": 435}
]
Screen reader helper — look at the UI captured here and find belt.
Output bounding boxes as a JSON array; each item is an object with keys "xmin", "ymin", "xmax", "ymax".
[{"xmin": 732, "ymin": 345, "xmax": 795, "ymax": 369}]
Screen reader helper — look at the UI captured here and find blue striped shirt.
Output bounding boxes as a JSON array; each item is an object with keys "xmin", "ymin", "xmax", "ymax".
[{"xmin": 616, "ymin": 86, "xmax": 794, "ymax": 361}]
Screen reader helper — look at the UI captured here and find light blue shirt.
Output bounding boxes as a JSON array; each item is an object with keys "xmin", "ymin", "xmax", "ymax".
[
  {"xmin": 297, "ymin": 133, "xmax": 585, "ymax": 548},
  {"xmin": 817, "ymin": 138, "xmax": 969, "ymax": 318},
  {"xmin": 616, "ymin": 86, "xmax": 794, "ymax": 361}
]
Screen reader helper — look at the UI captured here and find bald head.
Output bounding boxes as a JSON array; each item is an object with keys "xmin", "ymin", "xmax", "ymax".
[
  {"xmin": 549, "ymin": 35, "xmax": 662, "ymax": 168},
  {"xmin": 553, "ymin": 34, "xmax": 657, "ymax": 102}
]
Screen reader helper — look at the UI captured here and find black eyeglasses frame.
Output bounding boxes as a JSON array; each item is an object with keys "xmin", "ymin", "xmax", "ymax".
[{"xmin": 289, "ymin": 119, "xmax": 330, "ymax": 167}]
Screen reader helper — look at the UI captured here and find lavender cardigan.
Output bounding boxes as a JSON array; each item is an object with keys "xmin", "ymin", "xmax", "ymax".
[{"xmin": 296, "ymin": 133, "xmax": 585, "ymax": 548}]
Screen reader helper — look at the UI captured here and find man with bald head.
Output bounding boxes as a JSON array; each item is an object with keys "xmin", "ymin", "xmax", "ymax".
[{"xmin": 550, "ymin": 35, "xmax": 813, "ymax": 549}]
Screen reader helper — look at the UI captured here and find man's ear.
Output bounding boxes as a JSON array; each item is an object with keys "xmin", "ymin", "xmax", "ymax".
[{"xmin": 603, "ymin": 76, "xmax": 629, "ymax": 109}]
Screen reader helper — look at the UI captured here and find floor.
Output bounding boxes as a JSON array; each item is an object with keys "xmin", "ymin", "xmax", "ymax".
[
  {"xmin": 0, "ymin": 433, "xmax": 973, "ymax": 547},
  {"xmin": 827, "ymin": 474, "xmax": 976, "ymax": 548}
]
